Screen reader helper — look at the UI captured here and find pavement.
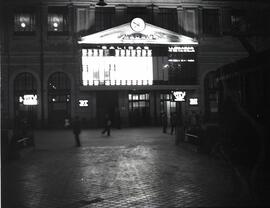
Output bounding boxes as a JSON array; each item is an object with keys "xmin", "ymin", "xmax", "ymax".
[{"xmin": 3, "ymin": 127, "xmax": 260, "ymax": 208}]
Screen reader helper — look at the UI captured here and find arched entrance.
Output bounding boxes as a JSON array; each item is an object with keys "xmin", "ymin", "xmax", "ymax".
[
  {"xmin": 47, "ymin": 72, "xmax": 71, "ymax": 128},
  {"xmin": 14, "ymin": 72, "xmax": 38, "ymax": 128}
]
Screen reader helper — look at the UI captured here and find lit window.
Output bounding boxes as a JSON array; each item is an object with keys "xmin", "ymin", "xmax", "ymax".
[
  {"xmin": 14, "ymin": 12, "xmax": 36, "ymax": 34},
  {"xmin": 48, "ymin": 7, "xmax": 68, "ymax": 34}
]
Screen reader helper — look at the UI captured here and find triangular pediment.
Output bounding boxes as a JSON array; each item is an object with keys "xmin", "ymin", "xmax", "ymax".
[{"xmin": 78, "ymin": 21, "xmax": 198, "ymax": 45}]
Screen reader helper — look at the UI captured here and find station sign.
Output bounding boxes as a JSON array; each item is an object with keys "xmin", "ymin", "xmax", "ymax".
[
  {"xmin": 19, "ymin": 94, "xmax": 38, "ymax": 105},
  {"xmin": 172, "ymin": 91, "xmax": 186, "ymax": 102},
  {"xmin": 79, "ymin": 100, "xmax": 88, "ymax": 107},
  {"xmin": 189, "ymin": 98, "xmax": 198, "ymax": 105}
]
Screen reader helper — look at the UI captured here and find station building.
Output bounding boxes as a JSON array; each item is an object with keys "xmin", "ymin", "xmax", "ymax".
[{"xmin": 1, "ymin": 0, "xmax": 270, "ymax": 128}]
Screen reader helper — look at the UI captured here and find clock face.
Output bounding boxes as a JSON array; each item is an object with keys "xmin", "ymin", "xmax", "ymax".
[{"xmin": 130, "ymin": 18, "xmax": 146, "ymax": 32}]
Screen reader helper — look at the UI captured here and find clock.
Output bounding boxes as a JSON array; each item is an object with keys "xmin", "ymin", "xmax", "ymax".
[{"xmin": 130, "ymin": 18, "xmax": 146, "ymax": 32}]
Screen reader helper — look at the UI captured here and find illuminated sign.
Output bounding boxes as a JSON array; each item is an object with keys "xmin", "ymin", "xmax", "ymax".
[
  {"xmin": 172, "ymin": 91, "xmax": 186, "ymax": 102},
  {"xmin": 79, "ymin": 100, "xmax": 88, "ymax": 107},
  {"xmin": 168, "ymin": 46, "xmax": 195, "ymax": 53},
  {"xmin": 82, "ymin": 47, "xmax": 153, "ymax": 86},
  {"xmin": 189, "ymin": 98, "xmax": 198, "ymax": 105},
  {"xmin": 19, "ymin": 94, "xmax": 38, "ymax": 105}
]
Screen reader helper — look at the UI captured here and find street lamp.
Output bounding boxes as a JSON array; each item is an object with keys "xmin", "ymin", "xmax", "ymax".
[{"xmin": 96, "ymin": 0, "xmax": 107, "ymax": 6}]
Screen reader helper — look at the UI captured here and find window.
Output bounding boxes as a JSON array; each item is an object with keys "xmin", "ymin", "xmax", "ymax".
[
  {"xmin": 203, "ymin": 9, "xmax": 220, "ymax": 35},
  {"xmin": 48, "ymin": 7, "xmax": 68, "ymax": 35},
  {"xmin": 48, "ymin": 72, "xmax": 71, "ymax": 91},
  {"xmin": 14, "ymin": 72, "xmax": 37, "ymax": 92},
  {"xmin": 14, "ymin": 73, "xmax": 38, "ymax": 127},
  {"xmin": 127, "ymin": 7, "xmax": 149, "ymax": 23},
  {"xmin": 158, "ymin": 8, "xmax": 178, "ymax": 32},
  {"xmin": 95, "ymin": 7, "xmax": 114, "ymax": 32},
  {"xmin": 14, "ymin": 10, "xmax": 36, "ymax": 35},
  {"xmin": 231, "ymin": 10, "xmax": 248, "ymax": 34}
]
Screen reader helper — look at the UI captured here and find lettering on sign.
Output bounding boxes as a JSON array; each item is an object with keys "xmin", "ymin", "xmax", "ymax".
[
  {"xmin": 19, "ymin": 94, "xmax": 38, "ymax": 105},
  {"xmin": 189, "ymin": 98, "xmax": 198, "ymax": 105},
  {"xmin": 172, "ymin": 91, "xmax": 186, "ymax": 102},
  {"xmin": 79, "ymin": 100, "xmax": 88, "ymax": 107}
]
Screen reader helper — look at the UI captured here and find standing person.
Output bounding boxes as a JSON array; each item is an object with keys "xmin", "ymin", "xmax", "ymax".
[
  {"xmin": 72, "ymin": 116, "xmax": 81, "ymax": 147},
  {"xmin": 102, "ymin": 114, "xmax": 112, "ymax": 136},
  {"xmin": 64, "ymin": 118, "xmax": 70, "ymax": 129},
  {"xmin": 161, "ymin": 112, "xmax": 167, "ymax": 133},
  {"xmin": 170, "ymin": 112, "xmax": 177, "ymax": 135}
]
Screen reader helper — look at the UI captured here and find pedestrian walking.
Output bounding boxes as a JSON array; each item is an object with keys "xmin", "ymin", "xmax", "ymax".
[
  {"xmin": 72, "ymin": 116, "xmax": 81, "ymax": 147},
  {"xmin": 161, "ymin": 112, "xmax": 167, "ymax": 133},
  {"xmin": 102, "ymin": 114, "xmax": 112, "ymax": 136},
  {"xmin": 170, "ymin": 112, "xmax": 177, "ymax": 135}
]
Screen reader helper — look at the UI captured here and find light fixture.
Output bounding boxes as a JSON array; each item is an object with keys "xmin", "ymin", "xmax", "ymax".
[
  {"xmin": 20, "ymin": 22, "xmax": 26, "ymax": 28},
  {"xmin": 96, "ymin": 0, "xmax": 107, "ymax": 6}
]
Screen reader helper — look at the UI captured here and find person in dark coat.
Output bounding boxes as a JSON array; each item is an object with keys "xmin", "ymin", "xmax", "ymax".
[
  {"xmin": 170, "ymin": 112, "xmax": 177, "ymax": 135},
  {"xmin": 102, "ymin": 114, "xmax": 112, "ymax": 136},
  {"xmin": 72, "ymin": 116, "xmax": 81, "ymax": 147},
  {"xmin": 161, "ymin": 112, "xmax": 168, "ymax": 133}
]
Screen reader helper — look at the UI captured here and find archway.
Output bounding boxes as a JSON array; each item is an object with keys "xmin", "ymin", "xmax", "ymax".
[
  {"xmin": 47, "ymin": 72, "xmax": 71, "ymax": 128},
  {"xmin": 14, "ymin": 72, "xmax": 38, "ymax": 128}
]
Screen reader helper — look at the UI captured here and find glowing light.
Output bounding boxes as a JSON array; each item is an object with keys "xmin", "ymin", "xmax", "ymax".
[
  {"xmin": 172, "ymin": 91, "xmax": 186, "ymax": 102},
  {"xmin": 20, "ymin": 22, "xmax": 26, "ymax": 28},
  {"xmin": 82, "ymin": 47, "xmax": 153, "ymax": 86},
  {"xmin": 168, "ymin": 46, "xmax": 195, "ymax": 52},
  {"xmin": 168, "ymin": 59, "xmax": 181, "ymax": 62},
  {"xmin": 19, "ymin": 94, "xmax": 38, "ymax": 105},
  {"xmin": 189, "ymin": 98, "xmax": 198, "ymax": 105},
  {"xmin": 53, "ymin": 22, "xmax": 58, "ymax": 28},
  {"xmin": 79, "ymin": 100, "xmax": 88, "ymax": 107}
]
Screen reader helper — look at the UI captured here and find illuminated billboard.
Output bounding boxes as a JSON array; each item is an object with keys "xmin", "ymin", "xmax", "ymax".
[
  {"xmin": 82, "ymin": 47, "xmax": 153, "ymax": 86},
  {"xmin": 19, "ymin": 94, "xmax": 38, "ymax": 105}
]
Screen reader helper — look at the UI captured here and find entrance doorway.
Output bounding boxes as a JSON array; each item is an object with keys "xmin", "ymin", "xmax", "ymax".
[
  {"xmin": 128, "ymin": 92, "xmax": 150, "ymax": 126},
  {"xmin": 96, "ymin": 91, "xmax": 119, "ymax": 128},
  {"xmin": 14, "ymin": 72, "xmax": 38, "ymax": 128},
  {"xmin": 47, "ymin": 72, "xmax": 71, "ymax": 128}
]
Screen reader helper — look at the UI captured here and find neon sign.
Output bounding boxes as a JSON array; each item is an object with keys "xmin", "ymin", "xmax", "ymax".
[
  {"xmin": 79, "ymin": 100, "xmax": 88, "ymax": 107},
  {"xmin": 189, "ymin": 98, "xmax": 198, "ymax": 105},
  {"xmin": 19, "ymin": 94, "xmax": 38, "ymax": 105},
  {"xmin": 172, "ymin": 91, "xmax": 186, "ymax": 102}
]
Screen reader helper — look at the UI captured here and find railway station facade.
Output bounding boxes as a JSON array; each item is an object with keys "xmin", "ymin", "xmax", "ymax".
[{"xmin": 1, "ymin": 0, "xmax": 270, "ymax": 128}]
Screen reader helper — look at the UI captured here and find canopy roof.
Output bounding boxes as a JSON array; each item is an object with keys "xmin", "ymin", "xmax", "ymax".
[{"xmin": 78, "ymin": 21, "xmax": 198, "ymax": 46}]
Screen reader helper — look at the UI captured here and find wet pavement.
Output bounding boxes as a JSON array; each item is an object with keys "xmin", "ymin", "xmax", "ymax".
[{"xmin": 4, "ymin": 127, "xmax": 256, "ymax": 207}]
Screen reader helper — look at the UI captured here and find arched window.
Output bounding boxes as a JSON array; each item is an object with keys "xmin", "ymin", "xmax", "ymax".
[
  {"xmin": 14, "ymin": 72, "xmax": 38, "ymax": 127},
  {"xmin": 47, "ymin": 72, "xmax": 71, "ymax": 128},
  {"xmin": 14, "ymin": 72, "xmax": 37, "ymax": 93},
  {"xmin": 48, "ymin": 72, "xmax": 71, "ymax": 91}
]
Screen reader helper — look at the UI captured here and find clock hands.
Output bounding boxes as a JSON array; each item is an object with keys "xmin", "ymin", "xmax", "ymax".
[{"xmin": 132, "ymin": 22, "xmax": 140, "ymax": 27}]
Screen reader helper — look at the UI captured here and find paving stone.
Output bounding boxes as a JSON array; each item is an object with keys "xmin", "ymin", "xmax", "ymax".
[{"xmin": 5, "ymin": 128, "xmax": 260, "ymax": 207}]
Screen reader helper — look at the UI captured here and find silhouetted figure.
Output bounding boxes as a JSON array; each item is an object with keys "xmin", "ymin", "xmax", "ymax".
[
  {"xmin": 170, "ymin": 112, "xmax": 177, "ymax": 135},
  {"xmin": 64, "ymin": 118, "xmax": 70, "ymax": 128},
  {"xmin": 102, "ymin": 114, "xmax": 111, "ymax": 136},
  {"xmin": 161, "ymin": 112, "xmax": 167, "ymax": 133},
  {"xmin": 72, "ymin": 116, "xmax": 81, "ymax": 147}
]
